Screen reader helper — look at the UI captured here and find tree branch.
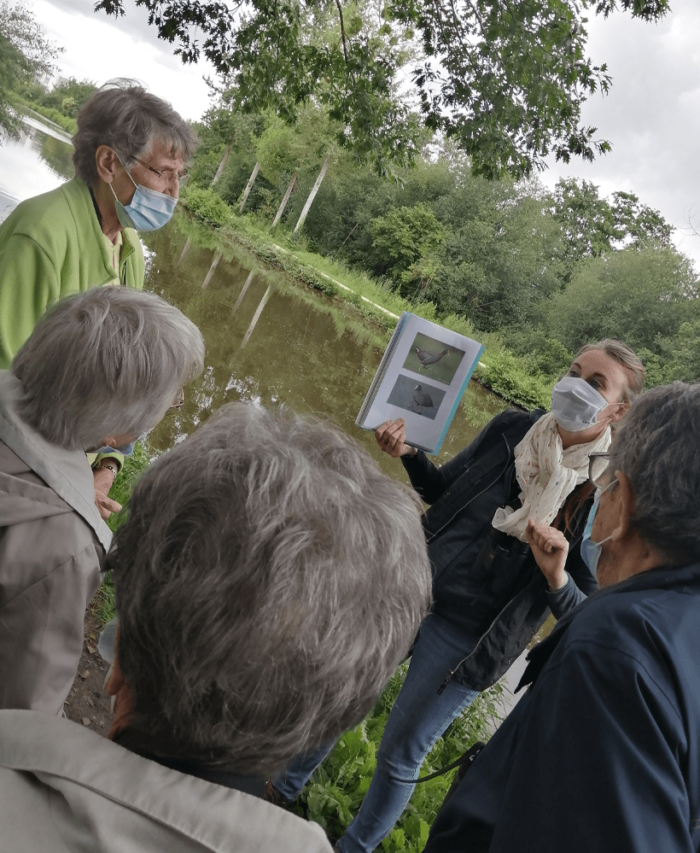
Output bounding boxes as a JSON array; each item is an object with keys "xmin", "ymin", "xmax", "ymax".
[{"xmin": 334, "ymin": 0, "xmax": 348, "ymax": 63}]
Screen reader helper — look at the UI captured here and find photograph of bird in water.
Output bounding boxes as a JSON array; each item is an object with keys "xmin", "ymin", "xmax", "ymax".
[
  {"xmin": 386, "ymin": 375, "xmax": 446, "ymax": 420},
  {"xmin": 403, "ymin": 333, "xmax": 466, "ymax": 385}
]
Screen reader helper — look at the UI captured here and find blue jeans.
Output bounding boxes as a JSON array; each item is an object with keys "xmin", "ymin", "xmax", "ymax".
[
  {"xmin": 273, "ymin": 739, "xmax": 337, "ymax": 801},
  {"xmin": 276, "ymin": 615, "xmax": 479, "ymax": 849}
]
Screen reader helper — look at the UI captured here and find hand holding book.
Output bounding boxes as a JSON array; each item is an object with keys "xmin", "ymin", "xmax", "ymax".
[{"xmin": 375, "ymin": 419, "xmax": 417, "ymax": 458}]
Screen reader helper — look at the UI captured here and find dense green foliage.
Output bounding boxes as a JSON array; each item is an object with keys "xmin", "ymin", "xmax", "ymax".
[
  {"xmin": 184, "ymin": 105, "xmax": 699, "ymax": 396},
  {"xmin": 179, "ymin": 185, "xmax": 233, "ymax": 228},
  {"xmin": 95, "ymin": 0, "xmax": 669, "ymax": 178},
  {"xmin": 296, "ymin": 664, "xmax": 505, "ymax": 850}
]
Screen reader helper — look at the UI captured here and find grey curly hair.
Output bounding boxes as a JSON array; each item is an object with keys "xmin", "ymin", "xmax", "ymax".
[
  {"xmin": 109, "ymin": 404, "xmax": 432, "ymax": 775},
  {"xmin": 608, "ymin": 382, "xmax": 700, "ymax": 565},
  {"xmin": 72, "ymin": 79, "xmax": 197, "ymax": 186},
  {"xmin": 12, "ymin": 287, "xmax": 204, "ymax": 450}
]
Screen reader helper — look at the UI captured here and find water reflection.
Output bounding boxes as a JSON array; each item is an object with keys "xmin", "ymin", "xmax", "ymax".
[
  {"xmin": 142, "ymin": 214, "xmax": 509, "ymax": 481},
  {"xmin": 0, "ymin": 115, "xmax": 74, "ymax": 223}
]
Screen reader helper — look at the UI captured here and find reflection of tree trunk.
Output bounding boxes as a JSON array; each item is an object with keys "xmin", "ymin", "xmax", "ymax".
[
  {"xmin": 239, "ymin": 162, "xmax": 260, "ymax": 212},
  {"xmin": 232, "ymin": 271, "xmax": 254, "ymax": 312},
  {"xmin": 293, "ymin": 155, "xmax": 330, "ymax": 235},
  {"xmin": 271, "ymin": 172, "xmax": 297, "ymax": 230},
  {"xmin": 178, "ymin": 238, "xmax": 192, "ymax": 264},
  {"xmin": 212, "ymin": 139, "xmax": 233, "ymax": 185},
  {"xmin": 239, "ymin": 284, "xmax": 273, "ymax": 350},
  {"xmin": 201, "ymin": 249, "xmax": 223, "ymax": 289}
]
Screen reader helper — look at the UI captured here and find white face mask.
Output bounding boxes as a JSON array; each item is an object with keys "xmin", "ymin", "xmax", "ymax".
[{"xmin": 551, "ymin": 376, "xmax": 609, "ymax": 432}]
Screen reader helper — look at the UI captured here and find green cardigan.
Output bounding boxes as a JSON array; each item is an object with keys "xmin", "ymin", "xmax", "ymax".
[{"xmin": 0, "ymin": 177, "xmax": 145, "ymax": 369}]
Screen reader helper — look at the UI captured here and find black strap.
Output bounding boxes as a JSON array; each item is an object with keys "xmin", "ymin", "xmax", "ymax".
[{"xmin": 390, "ymin": 741, "xmax": 486, "ymax": 784}]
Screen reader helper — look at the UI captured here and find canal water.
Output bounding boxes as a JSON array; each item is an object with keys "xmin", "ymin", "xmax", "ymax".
[{"xmin": 1, "ymin": 117, "xmax": 539, "ymax": 708}]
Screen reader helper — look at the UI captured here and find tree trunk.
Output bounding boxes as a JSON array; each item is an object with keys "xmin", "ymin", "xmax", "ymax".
[
  {"xmin": 201, "ymin": 250, "xmax": 223, "ymax": 289},
  {"xmin": 232, "ymin": 271, "xmax": 254, "ymax": 312},
  {"xmin": 239, "ymin": 162, "xmax": 261, "ymax": 212},
  {"xmin": 270, "ymin": 172, "xmax": 297, "ymax": 230},
  {"xmin": 212, "ymin": 140, "xmax": 233, "ymax": 185},
  {"xmin": 239, "ymin": 284, "xmax": 273, "ymax": 350},
  {"xmin": 293, "ymin": 155, "xmax": 331, "ymax": 235},
  {"xmin": 178, "ymin": 238, "xmax": 191, "ymax": 264}
]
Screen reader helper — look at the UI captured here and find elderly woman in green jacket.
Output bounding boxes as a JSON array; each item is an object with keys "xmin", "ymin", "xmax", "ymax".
[{"xmin": 0, "ymin": 81, "xmax": 195, "ymax": 516}]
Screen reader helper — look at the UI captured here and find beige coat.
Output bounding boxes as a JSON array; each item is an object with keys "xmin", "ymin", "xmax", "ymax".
[
  {"xmin": 0, "ymin": 371, "xmax": 112, "ymax": 714},
  {"xmin": 0, "ymin": 710, "xmax": 334, "ymax": 853}
]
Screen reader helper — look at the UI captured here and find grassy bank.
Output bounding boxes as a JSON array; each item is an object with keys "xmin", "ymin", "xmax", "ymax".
[
  {"xmin": 14, "ymin": 97, "xmax": 77, "ymax": 134},
  {"xmin": 181, "ymin": 185, "xmax": 555, "ymax": 411}
]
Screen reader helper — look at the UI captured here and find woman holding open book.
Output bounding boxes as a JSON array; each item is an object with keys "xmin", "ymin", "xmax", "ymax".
[{"xmin": 328, "ymin": 339, "xmax": 645, "ymax": 853}]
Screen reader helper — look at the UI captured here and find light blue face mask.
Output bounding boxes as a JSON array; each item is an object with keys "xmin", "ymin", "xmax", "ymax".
[
  {"xmin": 110, "ymin": 158, "xmax": 177, "ymax": 232},
  {"xmin": 93, "ymin": 441, "xmax": 135, "ymax": 456},
  {"xmin": 580, "ymin": 480, "xmax": 617, "ymax": 579}
]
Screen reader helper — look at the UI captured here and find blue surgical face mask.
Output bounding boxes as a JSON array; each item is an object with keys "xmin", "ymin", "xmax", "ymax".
[
  {"xmin": 580, "ymin": 480, "xmax": 616, "ymax": 579},
  {"xmin": 93, "ymin": 441, "xmax": 135, "ymax": 456},
  {"xmin": 110, "ymin": 158, "xmax": 177, "ymax": 232},
  {"xmin": 551, "ymin": 376, "xmax": 609, "ymax": 432}
]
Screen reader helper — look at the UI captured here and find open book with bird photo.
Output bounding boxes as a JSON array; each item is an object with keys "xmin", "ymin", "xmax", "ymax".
[{"xmin": 356, "ymin": 313, "xmax": 485, "ymax": 453}]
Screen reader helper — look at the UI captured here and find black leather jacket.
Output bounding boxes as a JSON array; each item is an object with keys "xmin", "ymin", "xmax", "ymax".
[{"xmin": 402, "ymin": 409, "xmax": 598, "ymax": 691}]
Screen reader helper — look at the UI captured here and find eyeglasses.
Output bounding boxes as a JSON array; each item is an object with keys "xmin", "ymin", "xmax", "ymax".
[
  {"xmin": 588, "ymin": 452, "xmax": 612, "ymax": 490},
  {"xmin": 170, "ymin": 387, "xmax": 185, "ymax": 410},
  {"xmin": 133, "ymin": 157, "xmax": 189, "ymax": 183}
]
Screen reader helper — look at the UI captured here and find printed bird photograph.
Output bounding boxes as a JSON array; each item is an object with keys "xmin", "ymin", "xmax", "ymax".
[
  {"xmin": 403, "ymin": 333, "xmax": 466, "ymax": 385},
  {"xmin": 386, "ymin": 375, "xmax": 446, "ymax": 420}
]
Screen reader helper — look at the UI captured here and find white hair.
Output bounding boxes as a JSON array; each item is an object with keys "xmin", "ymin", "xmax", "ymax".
[{"xmin": 12, "ymin": 287, "xmax": 204, "ymax": 449}]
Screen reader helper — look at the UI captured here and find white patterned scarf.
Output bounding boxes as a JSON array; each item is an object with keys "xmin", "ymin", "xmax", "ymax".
[{"xmin": 491, "ymin": 411, "xmax": 611, "ymax": 542}]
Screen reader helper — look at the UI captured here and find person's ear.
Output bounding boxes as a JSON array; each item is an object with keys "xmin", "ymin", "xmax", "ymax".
[
  {"xmin": 100, "ymin": 436, "xmax": 117, "ymax": 449},
  {"xmin": 608, "ymin": 399, "xmax": 630, "ymax": 425},
  {"xmin": 95, "ymin": 145, "xmax": 120, "ymax": 185},
  {"xmin": 609, "ymin": 470, "xmax": 635, "ymax": 541}
]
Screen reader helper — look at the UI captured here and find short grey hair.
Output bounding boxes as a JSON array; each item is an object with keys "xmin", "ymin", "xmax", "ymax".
[
  {"xmin": 12, "ymin": 288, "xmax": 204, "ymax": 450},
  {"xmin": 108, "ymin": 404, "xmax": 431, "ymax": 776},
  {"xmin": 72, "ymin": 79, "xmax": 197, "ymax": 186},
  {"xmin": 608, "ymin": 382, "xmax": 700, "ymax": 565},
  {"xmin": 576, "ymin": 339, "xmax": 645, "ymax": 404}
]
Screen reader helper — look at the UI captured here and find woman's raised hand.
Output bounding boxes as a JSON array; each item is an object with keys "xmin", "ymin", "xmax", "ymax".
[
  {"xmin": 526, "ymin": 519, "xmax": 569, "ymax": 591},
  {"xmin": 375, "ymin": 419, "xmax": 416, "ymax": 458}
]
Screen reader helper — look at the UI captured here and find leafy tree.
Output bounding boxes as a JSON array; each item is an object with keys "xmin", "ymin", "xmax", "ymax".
[
  {"xmin": 553, "ymin": 178, "xmax": 674, "ymax": 280},
  {"xmin": 370, "ymin": 203, "xmax": 446, "ymax": 296},
  {"xmin": 548, "ymin": 244, "xmax": 699, "ymax": 356},
  {"xmin": 432, "ymin": 182, "xmax": 565, "ymax": 331},
  {"xmin": 0, "ymin": 0, "xmax": 62, "ymax": 134},
  {"xmin": 0, "ymin": 32, "xmax": 29, "ymax": 134},
  {"xmin": 96, "ymin": 0, "xmax": 669, "ymax": 178},
  {"xmin": 610, "ymin": 190, "xmax": 673, "ymax": 247},
  {"xmin": 39, "ymin": 77, "xmax": 97, "ymax": 115}
]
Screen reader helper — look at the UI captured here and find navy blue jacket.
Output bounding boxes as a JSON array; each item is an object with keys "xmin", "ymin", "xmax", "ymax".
[
  {"xmin": 424, "ymin": 562, "xmax": 700, "ymax": 853},
  {"xmin": 402, "ymin": 409, "xmax": 597, "ymax": 691}
]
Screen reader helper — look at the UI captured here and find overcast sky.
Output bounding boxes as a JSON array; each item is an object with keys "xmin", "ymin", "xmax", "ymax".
[{"xmin": 32, "ymin": 0, "xmax": 700, "ymax": 269}]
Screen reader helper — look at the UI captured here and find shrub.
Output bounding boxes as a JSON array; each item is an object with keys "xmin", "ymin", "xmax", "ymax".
[{"xmin": 180, "ymin": 185, "xmax": 233, "ymax": 228}]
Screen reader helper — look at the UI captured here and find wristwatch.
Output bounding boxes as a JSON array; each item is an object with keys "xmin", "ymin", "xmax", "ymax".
[{"xmin": 94, "ymin": 460, "xmax": 118, "ymax": 478}]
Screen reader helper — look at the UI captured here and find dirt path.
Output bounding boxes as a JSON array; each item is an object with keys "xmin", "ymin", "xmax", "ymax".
[{"xmin": 63, "ymin": 610, "xmax": 113, "ymax": 734}]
